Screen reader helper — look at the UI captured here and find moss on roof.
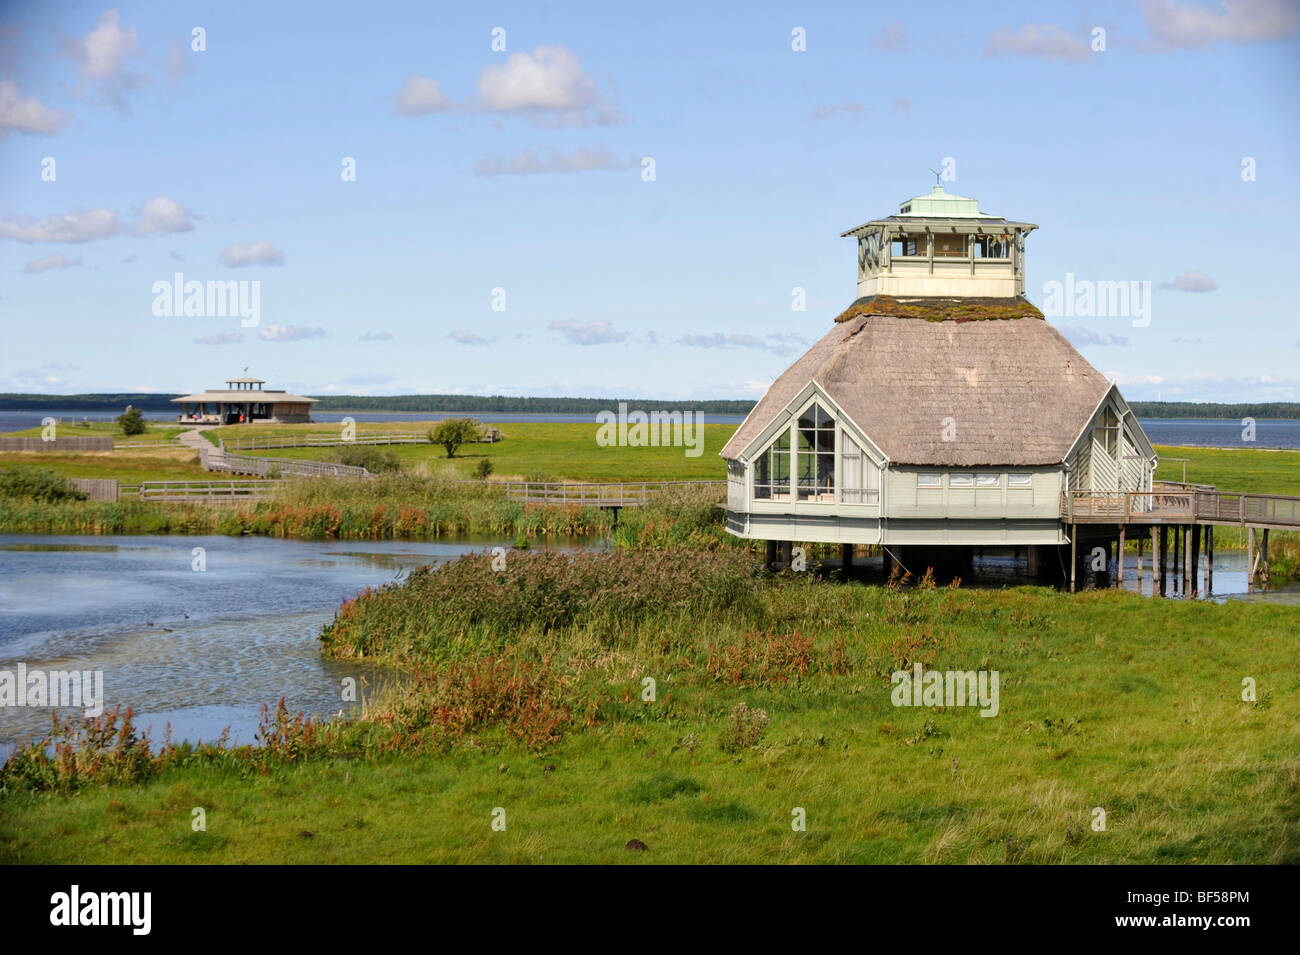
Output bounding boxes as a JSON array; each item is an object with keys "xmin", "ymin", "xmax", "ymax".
[{"xmin": 833, "ymin": 294, "xmax": 1044, "ymax": 324}]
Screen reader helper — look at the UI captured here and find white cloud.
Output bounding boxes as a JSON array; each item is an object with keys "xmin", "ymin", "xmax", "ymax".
[
  {"xmin": 1059, "ymin": 325, "xmax": 1130, "ymax": 347},
  {"xmin": 23, "ymin": 253, "xmax": 81, "ymax": 274},
  {"xmin": 72, "ymin": 9, "xmax": 143, "ymax": 104},
  {"xmin": 474, "ymin": 146, "xmax": 631, "ymax": 176},
  {"xmin": 678, "ymin": 333, "xmax": 804, "ymax": 355},
  {"xmin": 0, "ymin": 208, "xmax": 120, "ymax": 243},
  {"xmin": 548, "ymin": 320, "xmax": 628, "ymax": 345},
  {"xmin": 985, "ymin": 23, "xmax": 1092, "ymax": 62},
  {"xmin": 339, "ymin": 373, "xmax": 396, "ymax": 386},
  {"xmin": 194, "ymin": 331, "xmax": 243, "ymax": 345},
  {"xmin": 167, "ymin": 38, "xmax": 195, "ymax": 85},
  {"xmin": 1159, "ymin": 270, "xmax": 1217, "ymax": 291},
  {"xmin": 394, "ymin": 74, "xmax": 451, "ymax": 115},
  {"xmin": 360, "ymin": 331, "xmax": 393, "ymax": 341},
  {"xmin": 477, "ymin": 46, "xmax": 617, "ymax": 125},
  {"xmin": 872, "ymin": 21, "xmax": 909, "ymax": 52},
  {"xmin": 449, "ymin": 330, "xmax": 495, "ymax": 345},
  {"xmin": 808, "ymin": 103, "xmax": 869, "ymax": 122},
  {"xmin": 1141, "ymin": 0, "xmax": 1300, "ymax": 48},
  {"xmin": 134, "ymin": 196, "xmax": 193, "ymax": 236},
  {"xmin": 0, "ymin": 80, "xmax": 72, "ymax": 137},
  {"xmin": 258, "ymin": 324, "xmax": 323, "ymax": 342},
  {"xmin": 220, "ymin": 240, "xmax": 285, "ymax": 267}
]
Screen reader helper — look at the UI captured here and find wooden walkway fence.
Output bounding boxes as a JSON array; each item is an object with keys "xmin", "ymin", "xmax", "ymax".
[
  {"xmin": 1065, "ymin": 489, "xmax": 1300, "ymax": 531},
  {"xmin": 502, "ymin": 480, "xmax": 726, "ymax": 507},
  {"xmin": 135, "ymin": 480, "xmax": 282, "ymax": 503},
  {"xmin": 200, "ymin": 446, "xmax": 371, "ymax": 479},
  {"xmin": 220, "ymin": 430, "xmax": 501, "ymax": 451}
]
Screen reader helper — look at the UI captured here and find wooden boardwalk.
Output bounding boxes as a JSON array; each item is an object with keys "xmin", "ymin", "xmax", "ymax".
[
  {"xmin": 135, "ymin": 480, "xmax": 282, "ymax": 503},
  {"xmin": 503, "ymin": 480, "xmax": 725, "ymax": 507},
  {"xmin": 221, "ymin": 431, "xmax": 501, "ymax": 451},
  {"xmin": 1065, "ymin": 488, "xmax": 1300, "ymax": 531}
]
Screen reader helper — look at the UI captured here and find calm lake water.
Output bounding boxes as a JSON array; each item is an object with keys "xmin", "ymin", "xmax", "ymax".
[{"xmin": 0, "ymin": 535, "xmax": 604, "ymax": 756}]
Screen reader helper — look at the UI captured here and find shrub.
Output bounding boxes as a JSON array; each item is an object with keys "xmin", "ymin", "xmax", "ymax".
[
  {"xmin": 720, "ymin": 702, "xmax": 769, "ymax": 752},
  {"xmin": 473, "ymin": 458, "xmax": 494, "ymax": 480},
  {"xmin": 0, "ymin": 465, "xmax": 87, "ymax": 503},
  {"xmin": 118, "ymin": 407, "xmax": 147, "ymax": 436},
  {"xmin": 337, "ymin": 446, "xmax": 403, "ymax": 473}
]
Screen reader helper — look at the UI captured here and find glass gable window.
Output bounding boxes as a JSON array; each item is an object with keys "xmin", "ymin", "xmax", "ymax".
[
  {"xmin": 796, "ymin": 404, "xmax": 835, "ymax": 501},
  {"xmin": 753, "ymin": 430, "xmax": 791, "ymax": 500}
]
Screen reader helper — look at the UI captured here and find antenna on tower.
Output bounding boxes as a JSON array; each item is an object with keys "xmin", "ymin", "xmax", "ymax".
[
  {"xmin": 243, "ymin": 366, "xmax": 249, "ymax": 376},
  {"xmin": 928, "ymin": 168, "xmax": 942, "ymax": 185}
]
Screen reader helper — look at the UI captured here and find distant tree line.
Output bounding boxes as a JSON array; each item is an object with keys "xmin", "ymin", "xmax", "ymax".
[{"xmin": 1126, "ymin": 402, "xmax": 1300, "ymax": 420}]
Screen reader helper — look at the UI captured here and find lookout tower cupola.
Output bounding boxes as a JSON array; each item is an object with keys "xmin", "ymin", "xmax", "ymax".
[{"xmin": 840, "ymin": 186, "xmax": 1037, "ymax": 299}]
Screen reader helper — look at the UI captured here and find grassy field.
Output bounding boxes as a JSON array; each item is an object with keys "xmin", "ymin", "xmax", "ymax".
[
  {"xmin": 1154, "ymin": 444, "xmax": 1300, "ymax": 496},
  {"xmin": 0, "ymin": 448, "xmax": 215, "ymax": 483},
  {"xmin": 5, "ymin": 420, "xmax": 188, "ymax": 443},
  {"xmin": 204, "ymin": 421, "xmax": 730, "ymax": 482},
  {"xmin": 2, "ymin": 558, "xmax": 1296, "ymax": 864}
]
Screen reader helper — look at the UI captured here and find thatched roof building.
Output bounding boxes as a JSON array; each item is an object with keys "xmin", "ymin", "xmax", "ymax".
[{"xmin": 722, "ymin": 187, "xmax": 1155, "ymax": 559}]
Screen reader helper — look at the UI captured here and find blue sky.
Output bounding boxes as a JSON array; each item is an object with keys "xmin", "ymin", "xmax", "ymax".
[{"xmin": 1, "ymin": 0, "xmax": 1298, "ymax": 401}]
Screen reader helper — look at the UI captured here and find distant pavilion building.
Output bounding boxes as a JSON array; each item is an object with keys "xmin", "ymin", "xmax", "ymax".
[{"xmin": 172, "ymin": 376, "xmax": 317, "ymax": 425}]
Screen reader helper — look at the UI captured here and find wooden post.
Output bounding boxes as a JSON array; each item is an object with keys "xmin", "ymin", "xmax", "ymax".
[
  {"xmin": 780, "ymin": 540, "xmax": 793, "ymax": 572},
  {"xmin": 1173, "ymin": 525, "xmax": 1181, "ymax": 591},
  {"xmin": 1190, "ymin": 525, "xmax": 1201, "ymax": 596},
  {"xmin": 1261, "ymin": 529, "xmax": 1270, "ymax": 585},
  {"xmin": 1158, "ymin": 525, "xmax": 1168, "ymax": 596},
  {"xmin": 1206, "ymin": 526, "xmax": 1213, "ymax": 593},
  {"xmin": 764, "ymin": 539, "xmax": 777, "ymax": 570},
  {"xmin": 1070, "ymin": 525, "xmax": 1077, "ymax": 593},
  {"xmin": 1184, "ymin": 525, "xmax": 1193, "ymax": 595},
  {"xmin": 1137, "ymin": 533, "xmax": 1144, "ymax": 588},
  {"xmin": 841, "ymin": 542, "xmax": 853, "ymax": 574},
  {"xmin": 1247, "ymin": 526, "xmax": 1255, "ymax": 592},
  {"xmin": 1118, "ymin": 526, "xmax": 1126, "ymax": 584}
]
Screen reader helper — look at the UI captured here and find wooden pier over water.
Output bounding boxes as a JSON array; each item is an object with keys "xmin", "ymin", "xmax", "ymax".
[{"xmin": 1063, "ymin": 482, "xmax": 1300, "ymax": 595}]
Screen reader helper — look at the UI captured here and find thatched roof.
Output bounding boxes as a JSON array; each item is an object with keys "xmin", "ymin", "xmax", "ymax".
[
  {"xmin": 171, "ymin": 389, "xmax": 317, "ymax": 404},
  {"xmin": 721, "ymin": 304, "xmax": 1111, "ymax": 467},
  {"xmin": 834, "ymin": 294, "xmax": 1044, "ymax": 324}
]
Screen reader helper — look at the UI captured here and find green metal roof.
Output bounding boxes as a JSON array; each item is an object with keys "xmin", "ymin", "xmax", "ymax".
[{"xmin": 896, "ymin": 185, "xmax": 1001, "ymax": 219}]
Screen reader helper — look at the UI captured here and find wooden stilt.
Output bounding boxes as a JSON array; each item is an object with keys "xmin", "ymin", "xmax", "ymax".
[
  {"xmin": 780, "ymin": 540, "xmax": 793, "ymax": 572},
  {"xmin": 1070, "ymin": 525, "xmax": 1077, "ymax": 593},
  {"xmin": 765, "ymin": 539, "xmax": 777, "ymax": 570},
  {"xmin": 1173, "ymin": 525, "xmax": 1181, "ymax": 592},
  {"xmin": 1158, "ymin": 525, "xmax": 1168, "ymax": 596},
  {"xmin": 1206, "ymin": 526, "xmax": 1213, "ymax": 593},
  {"xmin": 1262, "ymin": 529, "xmax": 1270, "ymax": 585},
  {"xmin": 1184, "ymin": 525, "xmax": 1193, "ymax": 595},
  {"xmin": 1137, "ymin": 533, "xmax": 1144, "ymax": 588},
  {"xmin": 1190, "ymin": 525, "xmax": 1201, "ymax": 596},
  {"xmin": 1118, "ymin": 526, "xmax": 1126, "ymax": 584},
  {"xmin": 1247, "ymin": 526, "xmax": 1256, "ymax": 592},
  {"xmin": 841, "ymin": 542, "xmax": 853, "ymax": 574}
]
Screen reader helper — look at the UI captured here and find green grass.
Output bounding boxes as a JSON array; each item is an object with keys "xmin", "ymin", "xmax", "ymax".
[
  {"xmin": 3, "ymin": 564, "xmax": 1297, "ymax": 864},
  {"xmin": 5, "ymin": 421, "xmax": 187, "ymax": 443},
  {"xmin": 1154, "ymin": 444, "xmax": 1300, "ymax": 496},
  {"xmin": 0, "ymin": 449, "xmax": 218, "ymax": 483},
  {"xmin": 205, "ymin": 421, "xmax": 729, "ymax": 482}
]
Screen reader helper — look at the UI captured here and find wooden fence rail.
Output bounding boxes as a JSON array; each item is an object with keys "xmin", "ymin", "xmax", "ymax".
[
  {"xmin": 201, "ymin": 446, "xmax": 371, "ymax": 479},
  {"xmin": 503, "ymin": 480, "xmax": 726, "ymax": 507},
  {"xmin": 138, "ymin": 480, "xmax": 282, "ymax": 502},
  {"xmin": 1066, "ymin": 489, "xmax": 1300, "ymax": 529},
  {"xmin": 221, "ymin": 430, "xmax": 501, "ymax": 451}
]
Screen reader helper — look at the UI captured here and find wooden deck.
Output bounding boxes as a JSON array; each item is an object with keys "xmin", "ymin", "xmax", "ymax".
[
  {"xmin": 1065, "ymin": 488, "xmax": 1300, "ymax": 530},
  {"xmin": 503, "ymin": 480, "xmax": 726, "ymax": 507}
]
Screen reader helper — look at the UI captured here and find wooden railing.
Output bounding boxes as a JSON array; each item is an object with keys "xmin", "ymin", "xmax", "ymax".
[
  {"xmin": 138, "ymin": 480, "xmax": 281, "ymax": 502},
  {"xmin": 503, "ymin": 480, "xmax": 726, "ymax": 507},
  {"xmin": 201, "ymin": 446, "xmax": 371, "ymax": 479},
  {"xmin": 221, "ymin": 430, "xmax": 501, "ymax": 451},
  {"xmin": 1066, "ymin": 489, "xmax": 1300, "ymax": 528}
]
